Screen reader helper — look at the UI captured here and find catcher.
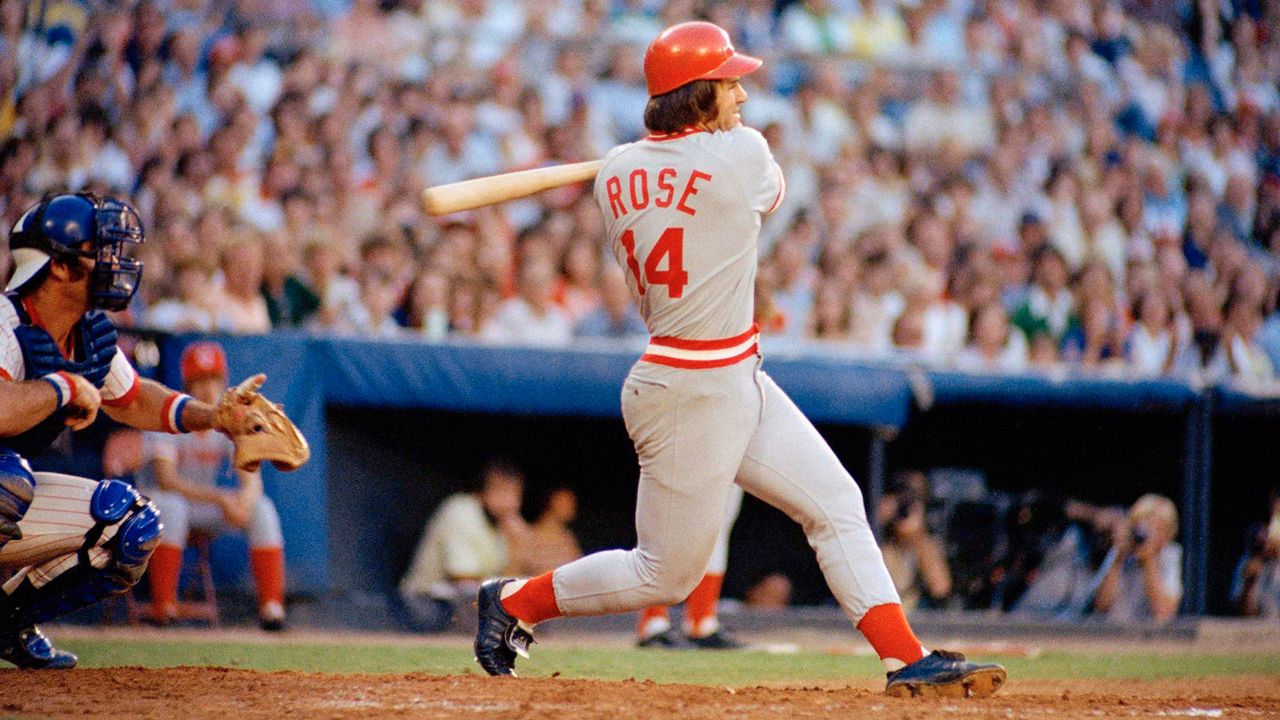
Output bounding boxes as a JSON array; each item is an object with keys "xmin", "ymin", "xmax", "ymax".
[{"xmin": 0, "ymin": 192, "xmax": 307, "ymax": 668}]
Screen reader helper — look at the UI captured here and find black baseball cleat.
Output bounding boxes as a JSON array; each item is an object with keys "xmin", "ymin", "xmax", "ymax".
[
  {"xmin": 686, "ymin": 630, "xmax": 744, "ymax": 650},
  {"xmin": 259, "ymin": 616, "xmax": 286, "ymax": 632},
  {"xmin": 259, "ymin": 601, "xmax": 287, "ymax": 632},
  {"xmin": 636, "ymin": 628, "xmax": 680, "ymax": 649},
  {"xmin": 0, "ymin": 625, "xmax": 78, "ymax": 670},
  {"xmin": 885, "ymin": 650, "xmax": 1006, "ymax": 698},
  {"xmin": 474, "ymin": 579, "xmax": 534, "ymax": 677}
]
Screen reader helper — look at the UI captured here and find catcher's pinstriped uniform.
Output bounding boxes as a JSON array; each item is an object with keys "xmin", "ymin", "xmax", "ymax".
[{"xmin": 0, "ymin": 294, "xmax": 149, "ymax": 591}]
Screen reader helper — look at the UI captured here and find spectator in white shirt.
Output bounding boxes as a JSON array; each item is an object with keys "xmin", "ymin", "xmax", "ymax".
[
  {"xmin": 1126, "ymin": 290, "xmax": 1179, "ymax": 377},
  {"xmin": 482, "ymin": 256, "xmax": 573, "ymax": 346},
  {"xmin": 302, "ymin": 240, "xmax": 363, "ymax": 334},
  {"xmin": 79, "ymin": 106, "xmax": 133, "ymax": 192},
  {"xmin": 779, "ymin": 0, "xmax": 854, "ymax": 56},
  {"xmin": 219, "ymin": 238, "xmax": 273, "ymax": 334},
  {"xmin": 850, "ymin": 249, "xmax": 905, "ymax": 353},
  {"xmin": 903, "ymin": 69, "xmax": 996, "ymax": 156},
  {"xmin": 955, "ymin": 302, "xmax": 1029, "ymax": 373},
  {"xmin": 1223, "ymin": 295, "xmax": 1276, "ymax": 386},
  {"xmin": 146, "ymin": 260, "xmax": 225, "ymax": 333},
  {"xmin": 349, "ymin": 268, "xmax": 405, "ymax": 339},
  {"xmin": 225, "ymin": 26, "xmax": 283, "ymax": 117}
]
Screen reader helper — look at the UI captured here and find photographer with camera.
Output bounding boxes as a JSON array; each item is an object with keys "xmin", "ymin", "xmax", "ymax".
[
  {"xmin": 1091, "ymin": 494, "xmax": 1182, "ymax": 624},
  {"xmin": 1231, "ymin": 487, "xmax": 1280, "ymax": 618},
  {"xmin": 876, "ymin": 471, "xmax": 952, "ymax": 611}
]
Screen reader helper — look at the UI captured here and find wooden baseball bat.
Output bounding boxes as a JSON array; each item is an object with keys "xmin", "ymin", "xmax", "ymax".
[{"xmin": 421, "ymin": 159, "xmax": 604, "ymax": 216}]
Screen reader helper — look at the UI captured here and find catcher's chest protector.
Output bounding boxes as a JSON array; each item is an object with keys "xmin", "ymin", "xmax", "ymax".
[{"xmin": 1, "ymin": 294, "xmax": 120, "ymax": 457}]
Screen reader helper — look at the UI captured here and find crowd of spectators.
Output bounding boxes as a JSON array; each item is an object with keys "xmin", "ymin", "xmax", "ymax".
[{"xmin": 4, "ymin": 0, "xmax": 1280, "ymax": 387}]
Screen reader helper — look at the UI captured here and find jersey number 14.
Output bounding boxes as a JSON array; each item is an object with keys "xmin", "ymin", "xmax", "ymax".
[{"xmin": 620, "ymin": 227, "xmax": 688, "ymax": 299}]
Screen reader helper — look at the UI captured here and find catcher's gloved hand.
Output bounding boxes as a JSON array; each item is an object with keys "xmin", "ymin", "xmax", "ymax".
[{"xmin": 214, "ymin": 374, "xmax": 310, "ymax": 472}]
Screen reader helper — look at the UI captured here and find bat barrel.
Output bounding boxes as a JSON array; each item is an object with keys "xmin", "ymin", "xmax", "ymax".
[{"xmin": 422, "ymin": 159, "xmax": 604, "ymax": 216}]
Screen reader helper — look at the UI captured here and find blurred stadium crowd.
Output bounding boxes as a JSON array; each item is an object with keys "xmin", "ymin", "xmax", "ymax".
[{"xmin": 3, "ymin": 0, "xmax": 1280, "ymax": 386}]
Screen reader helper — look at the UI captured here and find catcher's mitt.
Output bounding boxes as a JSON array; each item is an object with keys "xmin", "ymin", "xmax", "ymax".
[{"xmin": 214, "ymin": 375, "xmax": 310, "ymax": 472}]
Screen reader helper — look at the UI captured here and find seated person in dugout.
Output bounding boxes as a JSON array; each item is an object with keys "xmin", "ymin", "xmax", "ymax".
[
  {"xmin": 508, "ymin": 486, "xmax": 583, "ymax": 577},
  {"xmin": 140, "ymin": 342, "xmax": 287, "ymax": 630},
  {"xmin": 399, "ymin": 459, "xmax": 527, "ymax": 632}
]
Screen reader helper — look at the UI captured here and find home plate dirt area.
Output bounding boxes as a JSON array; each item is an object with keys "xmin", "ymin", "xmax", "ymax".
[{"xmin": 4, "ymin": 668, "xmax": 1280, "ymax": 720}]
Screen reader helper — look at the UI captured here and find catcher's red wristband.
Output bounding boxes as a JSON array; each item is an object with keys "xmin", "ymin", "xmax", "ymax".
[{"xmin": 162, "ymin": 393, "xmax": 193, "ymax": 434}]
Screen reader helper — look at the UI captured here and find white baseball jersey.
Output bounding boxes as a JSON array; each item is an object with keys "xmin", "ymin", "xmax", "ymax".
[
  {"xmin": 142, "ymin": 431, "xmax": 234, "ymax": 490},
  {"xmin": 594, "ymin": 127, "xmax": 784, "ymax": 351},
  {"xmin": 141, "ymin": 431, "xmax": 284, "ymax": 550}
]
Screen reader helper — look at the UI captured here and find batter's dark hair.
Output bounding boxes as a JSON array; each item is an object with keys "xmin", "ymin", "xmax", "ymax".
[{"xmin": 643, "ymin": 79, "xmax": 721, "ymax": 134}]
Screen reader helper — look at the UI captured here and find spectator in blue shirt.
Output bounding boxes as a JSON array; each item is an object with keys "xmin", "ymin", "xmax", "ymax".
[{"xmin": 575, "ymin": 265, "xmax": 647, "ymax": 340}]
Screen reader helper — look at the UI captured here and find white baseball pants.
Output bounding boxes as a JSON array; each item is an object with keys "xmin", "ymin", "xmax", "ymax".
[{"xmin": 551, "ymin": 358, "xmax": 900, "ymax": 625}]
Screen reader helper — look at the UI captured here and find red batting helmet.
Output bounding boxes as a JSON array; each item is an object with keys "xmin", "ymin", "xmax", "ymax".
[
  {"xmin": 180, "ymin": 341, "xmax": 227, "ymax": 384},
  {"xmin": 643, "ymin": 21, "xmax": 763, "ymax": 97}
]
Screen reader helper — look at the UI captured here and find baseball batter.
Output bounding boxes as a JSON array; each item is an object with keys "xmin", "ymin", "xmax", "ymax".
[
  {"xmin": 0, "ymin": 192, "xmax": 301, "ymax": 669},
  {"xmin": 476, "ymin": 23, "xmax": 1005, "ymax": 698}
]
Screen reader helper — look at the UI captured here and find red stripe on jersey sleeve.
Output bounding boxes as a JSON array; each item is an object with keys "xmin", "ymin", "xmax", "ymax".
[
  {"xmin": 765, "ymin": 164, "xmax": 785, "ymax": 215},
  {"xmin": 101, "ymin": 374, "xmax": 140, "ymax": 408}
]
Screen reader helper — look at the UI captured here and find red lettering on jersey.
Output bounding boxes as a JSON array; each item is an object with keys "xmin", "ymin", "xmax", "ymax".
[
  {"xmin": 620, "ymin": 229, "xmax": 644, "ymax": 295},
  {"xmin": 629, "ymin": 169, "xmax": 650, "ymax": 209},
  {"xmin": 676, "ymin": 171, "xmax": 712, "ymax": 216},
  {"xmin": 655, "ymin": 168, "xmax": 677, "ymax": 207},
  {"xmin": 605, "ymin": 175, "xmax": 626, "ymax": 219}
]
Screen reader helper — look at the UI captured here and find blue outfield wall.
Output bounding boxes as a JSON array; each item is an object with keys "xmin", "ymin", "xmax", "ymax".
[{"xmin": 159, "ymin": 333, "xmax": 1278, "ymax": 612}]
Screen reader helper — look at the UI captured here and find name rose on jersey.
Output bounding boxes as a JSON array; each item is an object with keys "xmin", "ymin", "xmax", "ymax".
[{"xmin": 602, "ymin": 166, "xmax": 713, "ymax": 219}]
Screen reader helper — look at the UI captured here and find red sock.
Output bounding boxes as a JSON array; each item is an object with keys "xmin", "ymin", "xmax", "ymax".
[
  {"xmin": 147, "ymin": 544, "xmax": 183, "ymax": 618},
  {"xmin": 500, "ymin": 572, "xmax": 562, "ymax": 624},
  {"xmin": 638, "ymin": 605, "xmax": 670, "ymax": 637},
  {"xmin": 684, "ymin": 573, "xmax": 723, "ymax": 637},
  {"xmin": 857, "ymin": 603, "xmax": 925, "ymax": 666},
  {"xmin": 249, "ymin": 547, "xmax": 286, "ymax": 610}
]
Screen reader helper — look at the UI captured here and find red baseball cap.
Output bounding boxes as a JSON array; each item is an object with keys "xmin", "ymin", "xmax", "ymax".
[
  {"xmin": 180, "ymin": 341, "xmax": 227, "ymax": 383},
  {"xmin": 644, "ymin": 21, "xmax": 762, "ymax": 97}
]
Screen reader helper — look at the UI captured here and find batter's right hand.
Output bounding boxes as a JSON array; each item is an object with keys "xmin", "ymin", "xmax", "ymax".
[{"xmin": 63, "ymin": 373, "xmax": 102, "ymax": 431}]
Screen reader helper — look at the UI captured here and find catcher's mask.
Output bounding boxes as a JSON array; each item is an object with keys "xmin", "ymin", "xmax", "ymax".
[{"xmin": 6, "ymin": 192, "xmax": 145, "ymax": 311}]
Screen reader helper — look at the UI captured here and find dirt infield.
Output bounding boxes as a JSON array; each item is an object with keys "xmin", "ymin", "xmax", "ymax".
[{"xmin": 5, "ymin": 668, "xmax": 1280, "ymax": 719}]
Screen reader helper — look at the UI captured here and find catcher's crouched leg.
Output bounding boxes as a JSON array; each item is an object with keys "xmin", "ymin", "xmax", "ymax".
[
  {"xmin": 0, "ymin": 479, "xmax": 161, "ymax": 669},
  {"xmin": 0, "ymin": 450, "xmax": 35, "ymax": 545}
]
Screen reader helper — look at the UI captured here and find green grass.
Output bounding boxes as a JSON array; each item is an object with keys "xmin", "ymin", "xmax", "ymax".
[{"xmin": 54, "ymin": 638, "xmax": 1280, "ymax": 685}]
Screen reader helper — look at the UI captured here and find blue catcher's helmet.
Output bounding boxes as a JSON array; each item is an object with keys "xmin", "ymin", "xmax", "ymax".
[{"xmin": 5, "ymin": 192, "xmax": 144, "ymax": 311}]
